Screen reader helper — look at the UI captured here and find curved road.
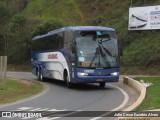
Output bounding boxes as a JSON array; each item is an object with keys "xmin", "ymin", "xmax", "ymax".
[{"xmin": 0, "ymin": 72, "xmax": 132, "ymax": 120}]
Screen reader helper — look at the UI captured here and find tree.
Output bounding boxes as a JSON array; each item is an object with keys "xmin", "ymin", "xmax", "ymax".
[
  {"xmin": 0, "ymin": 4, "xmax": 9, "ymax": 24},
  {"xmin": 32, "ymin": 20, "xmax": 64, "ymax": 36}
]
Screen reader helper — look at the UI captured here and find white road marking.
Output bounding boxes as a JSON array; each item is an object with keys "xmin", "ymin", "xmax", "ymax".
[
  {"xmin": 6, "ymin": 79, "xmax": 129, "ymax": 120},
  {"xmin": 90, "ymin": 117, "xmax": 101, "ymax": 120},
  {"xmin": 29, "ymin": 108, "xmax": 42, "ymax": 111},
  {"xmin": 90, "ymin": 83, "xmax": 129, "ymax": 120},
  {"xmin": 17, "ymin": 107, "xmax": 33, "ymax": 111},
  {"xmin": 37, "ymin": 117, "xmax": 60, "ymax": 120},
  {"xmin": 108, "ymin": 84, "xmax": 129, "ymax": 111},
  {"xmin": 13, "ymin": 82, "xmax": 129, "ymax": 120},
  {"xmin": 48, "ymin": 109, "xmax": 67, "ymax": 111},
  {"xmin": 37, "ymin": 108, "xmax": 50, "ymax": 111}
]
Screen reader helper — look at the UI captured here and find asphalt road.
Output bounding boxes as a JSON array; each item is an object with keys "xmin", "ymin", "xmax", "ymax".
[{"xmin": 0, "ymin": 72, "xmax": 134, "ymax": 120}]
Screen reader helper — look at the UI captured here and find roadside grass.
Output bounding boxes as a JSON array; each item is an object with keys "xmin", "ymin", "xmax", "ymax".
[
  {"xmin": 0, "ymin": 78, "xmax": 43, "ymax": 104},
  {"xmin": 134, "ymin": 77, "xmax": 160, "ymax": 111}
]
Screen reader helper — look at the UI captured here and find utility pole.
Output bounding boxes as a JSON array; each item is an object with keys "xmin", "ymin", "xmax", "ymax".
[{"xmin": 0, "ymin": 33, "xmax": 7, "ymax": 80}]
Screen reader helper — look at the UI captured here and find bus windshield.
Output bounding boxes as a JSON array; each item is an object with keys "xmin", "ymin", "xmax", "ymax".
[{"xmin": 75, "ymin": 31, "xmax": 119, "ymax": 68}]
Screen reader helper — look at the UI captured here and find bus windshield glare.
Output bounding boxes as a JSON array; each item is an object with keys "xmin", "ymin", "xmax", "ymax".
[{"xmin": 75, "ymin": 31, "xmax": 119, "ymax": 68}]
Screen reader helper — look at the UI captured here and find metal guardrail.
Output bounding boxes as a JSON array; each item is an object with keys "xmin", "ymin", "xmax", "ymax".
[{"xmin": 0, "ymin": 56, "xmax": 7, "ymax": 79}]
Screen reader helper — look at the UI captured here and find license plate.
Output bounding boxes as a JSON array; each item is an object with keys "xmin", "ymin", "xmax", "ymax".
[{"xmin": 96, "ymin": 79, "xmax": 104, "ymax": 82}]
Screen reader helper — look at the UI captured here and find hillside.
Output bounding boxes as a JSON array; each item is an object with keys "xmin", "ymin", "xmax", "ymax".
[{"xmin": 0, "ymin": 0, "xmax": 160, "ymax": 74}]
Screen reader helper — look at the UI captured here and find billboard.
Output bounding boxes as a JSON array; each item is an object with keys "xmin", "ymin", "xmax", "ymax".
[{"xmin": 128, "ymin": 5, "xmax": 160, "ymax": 30}]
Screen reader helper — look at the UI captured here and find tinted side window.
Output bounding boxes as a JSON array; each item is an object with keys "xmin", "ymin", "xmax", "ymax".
[
  {"xmin": 32, "ymin": 32, "xmax": 64, "ymax": 51},
  {"xmin": 46, "ymin": 34, "xmax": 59, "ymax": 50},
  {"xmin": 58, "ymin": 32, "xmax": 64, "ymax": 49}
]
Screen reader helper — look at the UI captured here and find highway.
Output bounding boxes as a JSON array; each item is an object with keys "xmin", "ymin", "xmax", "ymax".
[{"xmin": 0, "ymin": 72, "xmax": 139, "ymax": 120}]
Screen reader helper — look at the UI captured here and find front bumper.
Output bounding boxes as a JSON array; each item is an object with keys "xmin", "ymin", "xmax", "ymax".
[{"xmin": 72, "ymin": 75, "xmax": 119, "ymax": 84}]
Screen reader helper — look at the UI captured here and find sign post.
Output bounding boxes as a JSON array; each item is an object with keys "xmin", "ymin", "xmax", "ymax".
[{"xmin": 0, "ymin": 56, "xmax": 7, "ymax": 79}]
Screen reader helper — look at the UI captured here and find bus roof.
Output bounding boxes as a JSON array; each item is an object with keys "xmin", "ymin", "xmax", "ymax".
[{"xmin": 32, "ymin": 26, "xmax": 115, "ymax": 40}]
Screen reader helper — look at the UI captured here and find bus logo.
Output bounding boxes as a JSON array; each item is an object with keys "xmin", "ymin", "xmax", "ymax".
[
  {"xmin": 84, "ymin": 70, "xmax": 94, "ymax": 73},
  {"xmin": 48, "ymin": 54, "xmax": 58, "ymax": 59}
]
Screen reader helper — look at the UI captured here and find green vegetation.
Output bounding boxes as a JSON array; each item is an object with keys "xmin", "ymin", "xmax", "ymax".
[
  {"xmin": 0, "ymin": 0, "xmax": 159, "ymax": 74},
  {"xmin": 134, "ymin": 77, "xmax": 160, "ymax": 111},
  {"xmin": 0, "ymin": 78, "xmax": 43, "ymax": 104}
]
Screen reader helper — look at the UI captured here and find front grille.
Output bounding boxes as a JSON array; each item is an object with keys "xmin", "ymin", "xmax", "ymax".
[{"xmin": 88, "ymin": 73, "xmax": 110, "ymax": 76}]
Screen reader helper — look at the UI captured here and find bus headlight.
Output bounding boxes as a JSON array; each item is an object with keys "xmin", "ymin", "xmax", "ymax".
[
  {"xmin": 111, "ymin": 72, "xmax": 119, "ymax": 76},
  {"xmin": 77, "ymin": 72, "xmax": 88, "ymax": 76}
]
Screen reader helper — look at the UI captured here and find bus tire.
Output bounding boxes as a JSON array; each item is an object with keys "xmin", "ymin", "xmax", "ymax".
[
  {"xmin": 64, "ymin": 72, "xmax": 73, "ymax": 88},
  {"xmin": 37, "ymin": 69, "xmax": 40, "ymax": 81},
  {"xmin": 38, "ymin": 69, "xmax": 45, "ymax": 82},
  {"xmin": 99, "ymin": 82, "xmax": 105, "ymax": 88}
]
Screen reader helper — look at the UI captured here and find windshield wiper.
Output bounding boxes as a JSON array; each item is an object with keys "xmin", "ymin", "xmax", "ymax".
[
  {"xmin": 89, "ymin": 47, "xmax": 100, "ymax": 67},
  {"xmin": 89, "ymin": 44, "xmax": 111, "ymax": 68},
  {"xmin": 98, "ymin": 38, "xmax": 112, "ymax": 56},
  {"xmin": 99, "ymin": 43, "xmax": 112, "ymax": 57},
  {"xmin": 98, "ymin": 38, "xmax": 111, "ymax": 43},
  {"xmin": 89, "ymin": 38, "xmax": 113, "ymax": 68},
  {"xmin": 99, "ymin": 40, "xmax": 118, "ymax": 64}
]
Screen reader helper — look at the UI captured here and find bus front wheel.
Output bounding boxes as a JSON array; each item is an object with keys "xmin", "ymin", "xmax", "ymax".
[
  {"xmin": 64, "ymin": 73, "xmax": 73, "ymax": 88},
  {"xmin": 99, "ymin": 82, "xmax": 105, "ymax": 88}
]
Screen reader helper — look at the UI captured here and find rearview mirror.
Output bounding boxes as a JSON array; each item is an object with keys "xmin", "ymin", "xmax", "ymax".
[{"xmin": 97, "ymin": 32, "xmax": 110, "ymax": 39}]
